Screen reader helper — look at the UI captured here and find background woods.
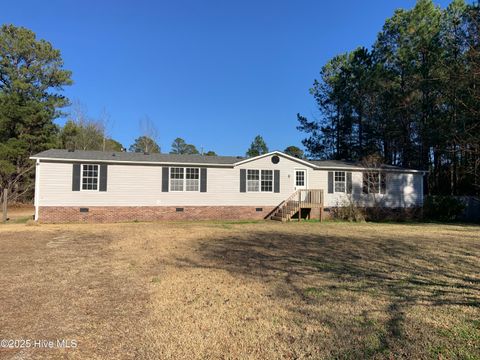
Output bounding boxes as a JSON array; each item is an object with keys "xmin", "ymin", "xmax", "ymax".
[
  {"xmin": 0, "ymin": 25, "xmax": 72, "ymax": 206},
  {"xmin": 1, "ymin": 0, "xmax": 479, "ymax": 214},
  {"xmin": 298, "ymin": 0, "xmax": 480, "ymax": 196}
]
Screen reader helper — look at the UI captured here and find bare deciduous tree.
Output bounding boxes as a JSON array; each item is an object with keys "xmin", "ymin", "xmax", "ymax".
[{"xmin": 137, "ymin": 115, "xmax": 160, "ymax": 153}]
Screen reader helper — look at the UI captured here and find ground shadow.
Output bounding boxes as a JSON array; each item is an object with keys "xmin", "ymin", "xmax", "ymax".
[{"xmin": 171, "ymin": 224, "xmax": 480, "ymax": 358}]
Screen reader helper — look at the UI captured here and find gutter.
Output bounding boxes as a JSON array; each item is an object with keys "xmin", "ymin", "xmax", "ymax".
[
  {"xmin": 29, "ymin": 157, "xmax": 236, "ymax": 168},
  {"xmin": 312, "ymin": 166, "xmax": 427, "ymax": 174}
]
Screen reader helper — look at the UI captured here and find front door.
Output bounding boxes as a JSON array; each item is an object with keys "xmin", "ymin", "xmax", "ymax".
[{"xmin": 294, "ymin": 169, "xmax": 307, "ymax": 191}]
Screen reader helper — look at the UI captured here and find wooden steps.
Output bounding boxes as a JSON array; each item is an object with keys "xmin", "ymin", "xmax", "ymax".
[{"xmin": 270, "ymin": 189, "xmax": 324, "ymax": 222}]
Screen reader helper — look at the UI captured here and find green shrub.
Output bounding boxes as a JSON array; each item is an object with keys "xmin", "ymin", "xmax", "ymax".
[{"xmin": 423, "ymin": 195, "xmax": 465, "ymax": 222}]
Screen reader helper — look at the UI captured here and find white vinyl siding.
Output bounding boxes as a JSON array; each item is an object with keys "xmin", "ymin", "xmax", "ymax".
[
  {"xmin": 36, "ymin": 154, "xmax": 423, "ymax": 208},
  {"xmin": 322, "ymin": 171, "xmax": 423, "ymax": 207}
]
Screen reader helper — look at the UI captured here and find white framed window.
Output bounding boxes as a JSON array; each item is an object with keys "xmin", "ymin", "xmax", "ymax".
[
  {"xmin": 170, "ymin": 167, "xmax": 200, "ymax": 192},
  {"xmin": 295, "ymin": 170, "xmax": 305, "ymax": 187},
  {"xmin": 81, "ymin": 164, "xmax": 99, "ymax": 191},
  {"xmin": 363, "ymin": 172, "xmax": 386, "ymax": 194},
  {"xmin": 247, "ymin": 169, "xmax": 273, "ymax": 192},
  {"xmin": 186, "ymin": 168, "xmax": 200, "ymax": 191},
  {"xmin": 247, "ymin": 170, "xmax": 260, "ymax": 192},
  {"xmin": 170, "ymin": 167, "xmax": 184, "ymax": 191},
  {"xmin": 334, "ymin": 171, "xmax": 346, "ymax": 193},
  {"xmin": 261, "ymin": 170, "xmax": 273, "ymax": 192}
]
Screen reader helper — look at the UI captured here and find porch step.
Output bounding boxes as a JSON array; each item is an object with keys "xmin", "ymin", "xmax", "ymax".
[{"xmin": 270, "ymin": 189, "xmax": 324, "ymax": 222}]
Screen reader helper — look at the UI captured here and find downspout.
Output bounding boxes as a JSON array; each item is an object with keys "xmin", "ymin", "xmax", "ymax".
[{"xmin": 34, "ymin": 159, "xmax": 40, "ymax": 221}]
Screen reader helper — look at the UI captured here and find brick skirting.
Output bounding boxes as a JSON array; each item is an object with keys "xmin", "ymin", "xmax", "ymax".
[{"xmin": 38, "ymin": 206, "xmax": 277, "ymax": 223}]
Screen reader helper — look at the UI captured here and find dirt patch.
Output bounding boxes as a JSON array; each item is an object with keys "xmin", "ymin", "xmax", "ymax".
[{"xmin": 0, "ymin": 221, "xmax": 479, "ymax": 359}]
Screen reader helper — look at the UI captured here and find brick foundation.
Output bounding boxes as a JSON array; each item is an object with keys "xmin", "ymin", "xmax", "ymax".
[{"xmin": 38, "ymin": 206, "xmax": 277, "ymax": 223}]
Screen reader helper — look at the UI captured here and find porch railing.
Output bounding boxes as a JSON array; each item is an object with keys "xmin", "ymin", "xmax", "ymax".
[{"xmin": 278, "ymin": 189, "xmax": 324, "ymax": 221}]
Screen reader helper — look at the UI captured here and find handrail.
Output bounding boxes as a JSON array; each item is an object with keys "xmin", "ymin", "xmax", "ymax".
[
  {"xmin": 280, "ymin": 190, "xmax": 301, "ymax": 220},
  {"xmin": 279, "ymin": 189, "xmax": 324, "ymax": 220}
]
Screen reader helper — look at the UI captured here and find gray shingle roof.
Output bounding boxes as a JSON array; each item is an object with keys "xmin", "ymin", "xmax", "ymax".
[
  {"xmin": 308, "ymin": 159, "xmax": 406, "ymax": 170},
  {"xmin": 31, "ymin": 149, "xmax": 422, "ymax": 172},
  {"xmin": 31, "ymin": 149, "xmax": 243, "ymax": 165}
]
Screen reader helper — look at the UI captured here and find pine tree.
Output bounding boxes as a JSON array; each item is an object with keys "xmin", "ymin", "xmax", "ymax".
[
  {"xmin": 0, "ymin": 25, "xmax": 72, "ymax": 215},
  {"xmin": 129, "ymin": 136, "xmax": 160, "ymax": 153},
  {"xmin": 246, "ymin": 135, "xmax": 268, "ymax": 157}
]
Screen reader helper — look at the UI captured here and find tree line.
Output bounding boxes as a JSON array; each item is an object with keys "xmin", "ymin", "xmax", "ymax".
[
  {"xmin": 5, "ymin": 0, "xmax": 476, "ymax": 213},
  {"xmin": 59, "ymin": 115, "xmax": 303, "ymax": 159},
  {"xmin": 297, "ymin": 0, "xmax": 480, "ymax": 196},
  {"xmin": 0, "ymin": 24, "xmax": 303, "ymax": 209},
  {"xmin": 57, "ymin": 109, "xmax": 217, "ymax": 155}
]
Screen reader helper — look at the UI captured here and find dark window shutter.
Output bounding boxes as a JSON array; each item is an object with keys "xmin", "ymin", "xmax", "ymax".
[
  {"xmin": 99, "ymin": 164, "xmax": 108, "ymax": 191},
  {"xmin": 240, "ymin": 169, "xmax": 246, "ymax": 192},
  {"xmin": 274, "ymin": 170, "xmax": 280, "ymax": 193},
  {"xmin": 200, "ymin": 168, "xmax": 207, "ymax": 192},
  {"xmin": 162, "ymin": 167, "xmax": 169, "ymax": 192},
  {"xmin": 346, "ymin": 172, "xmax": 352, "ymax": 194},
  {"xmin": 72, "ymin": 164, "xmax": 81, "ymax": 191},
  {"xmin": 327, "ymin": 171, "xmax": 333, "ymax": 193},
  {"xmin": 380, "ymin": 173, "xmax": 387, "ymax": 194}
]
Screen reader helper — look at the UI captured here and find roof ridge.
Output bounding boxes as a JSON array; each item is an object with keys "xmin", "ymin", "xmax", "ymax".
[{"xmin": 40, "ymin": 148, "xmax": 242, "ymax": 158}]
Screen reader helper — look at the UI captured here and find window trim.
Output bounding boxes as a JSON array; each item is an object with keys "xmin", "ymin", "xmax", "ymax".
[
  {"xmin": 246, "ymin": 169, "xmax": 260, "ymax": 192},
  {"xmin": 80, "ymin": 164, "xmax": 100, "ymax": 192},
  {"xmin": 363, "ymin": 171, "xmax": 386, "ymax": 194},
  {"xmin": 334, "ymin": 171, "xmax": 346, "ymax": 193},
  {"xmin": 294, "ymin": 168, "xmax": 308, "ymax": 188},
  {"xmin": 169, "ymin": 167, "xmax": 200, "ymax": 192},
  {"xmin": 246, "ymin": 169, "xmax": 274, "ymax": 193},
  {"xmin": 260, "ymin": 169, "xmax": 274, "ymax": 192}
]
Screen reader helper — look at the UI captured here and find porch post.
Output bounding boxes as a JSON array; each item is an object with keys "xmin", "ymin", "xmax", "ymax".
[{"xmin": 298, "ymin": 190, "xmax": 301, "ymax": 222}]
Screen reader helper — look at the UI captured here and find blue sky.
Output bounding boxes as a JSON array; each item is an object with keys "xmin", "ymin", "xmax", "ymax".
[{"xmin": 2, "ymin": 0, "xmax": 451, "ymax": 155}]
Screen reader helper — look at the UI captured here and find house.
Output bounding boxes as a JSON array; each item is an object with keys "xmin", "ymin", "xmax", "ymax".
[{"xmin": 30, "ymin": 149, "xmax": 425, "ymax": 223}]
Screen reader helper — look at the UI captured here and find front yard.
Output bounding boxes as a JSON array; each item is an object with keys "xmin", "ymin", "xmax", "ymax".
[{"xmin": 0, "ymin": 221, "xmax": 479, "ymax": 359}]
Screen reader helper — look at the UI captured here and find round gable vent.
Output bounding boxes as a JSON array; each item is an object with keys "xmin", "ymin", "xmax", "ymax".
[{"xmin": 271, "ymin": 155, "xmax": 280, "ymax": 164}]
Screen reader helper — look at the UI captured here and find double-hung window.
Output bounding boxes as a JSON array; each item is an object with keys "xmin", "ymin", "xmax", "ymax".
[
  {"xmin": 261, "ymin": 170, "xmax": 273, "ymax": 192},
  {"xmin": 363, "ymin": 172, "xmax": 385, "ymax": 194},
  {"xmin": 170, "ymin": 167, "xmax": 199, "ymax": 192},
  {"xmin": 247, "ymin": 170, "xmax": 260, "ymax": 192},
  {"xmin": 186, "ymin": 168, "xmax": 200, "ymax": 191},
  {"xmin": 81, "ymin": 164, "xmax": 99, "ymax": 191},
  {"xmin": 334, "ymin": 171, "xmax": 346, "ymax": 193},
  {"xmin": 247, "ymin": 169, "xmax": 273, "ymax": 192}
]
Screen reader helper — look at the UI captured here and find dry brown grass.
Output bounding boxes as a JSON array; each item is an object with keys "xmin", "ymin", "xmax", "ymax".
[
  {"xmin": 0, "ymin": 205, "xmax": 34, "ymax": 223},
  {"xmin": 0, "ymin": 221, "xmax": 479, "ymax": 359}
]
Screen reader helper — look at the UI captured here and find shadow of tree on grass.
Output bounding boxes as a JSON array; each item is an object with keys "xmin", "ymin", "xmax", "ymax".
[{"xmin": 172, "ymin": 226, "xmax": 480, "ymax": 358}]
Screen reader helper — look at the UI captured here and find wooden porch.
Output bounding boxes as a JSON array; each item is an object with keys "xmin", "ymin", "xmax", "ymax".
[{"xmin": 271, "ymin": 189, "xmax": 324, "ymax": 222}]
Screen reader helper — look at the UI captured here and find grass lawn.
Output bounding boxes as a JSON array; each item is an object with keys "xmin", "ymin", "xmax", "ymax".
[
  {"xmin": 0, "ymin": 205, "xmax": 34, "ymax": 224},
  {"xmin": 0, "ymin": 221, "xmax": 479, "ymax": 359}
]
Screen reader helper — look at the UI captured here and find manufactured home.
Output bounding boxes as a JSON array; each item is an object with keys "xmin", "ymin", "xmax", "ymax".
[{"xmin": 31, "ymin": 149, "xmax": 425, "ymax": 223}]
